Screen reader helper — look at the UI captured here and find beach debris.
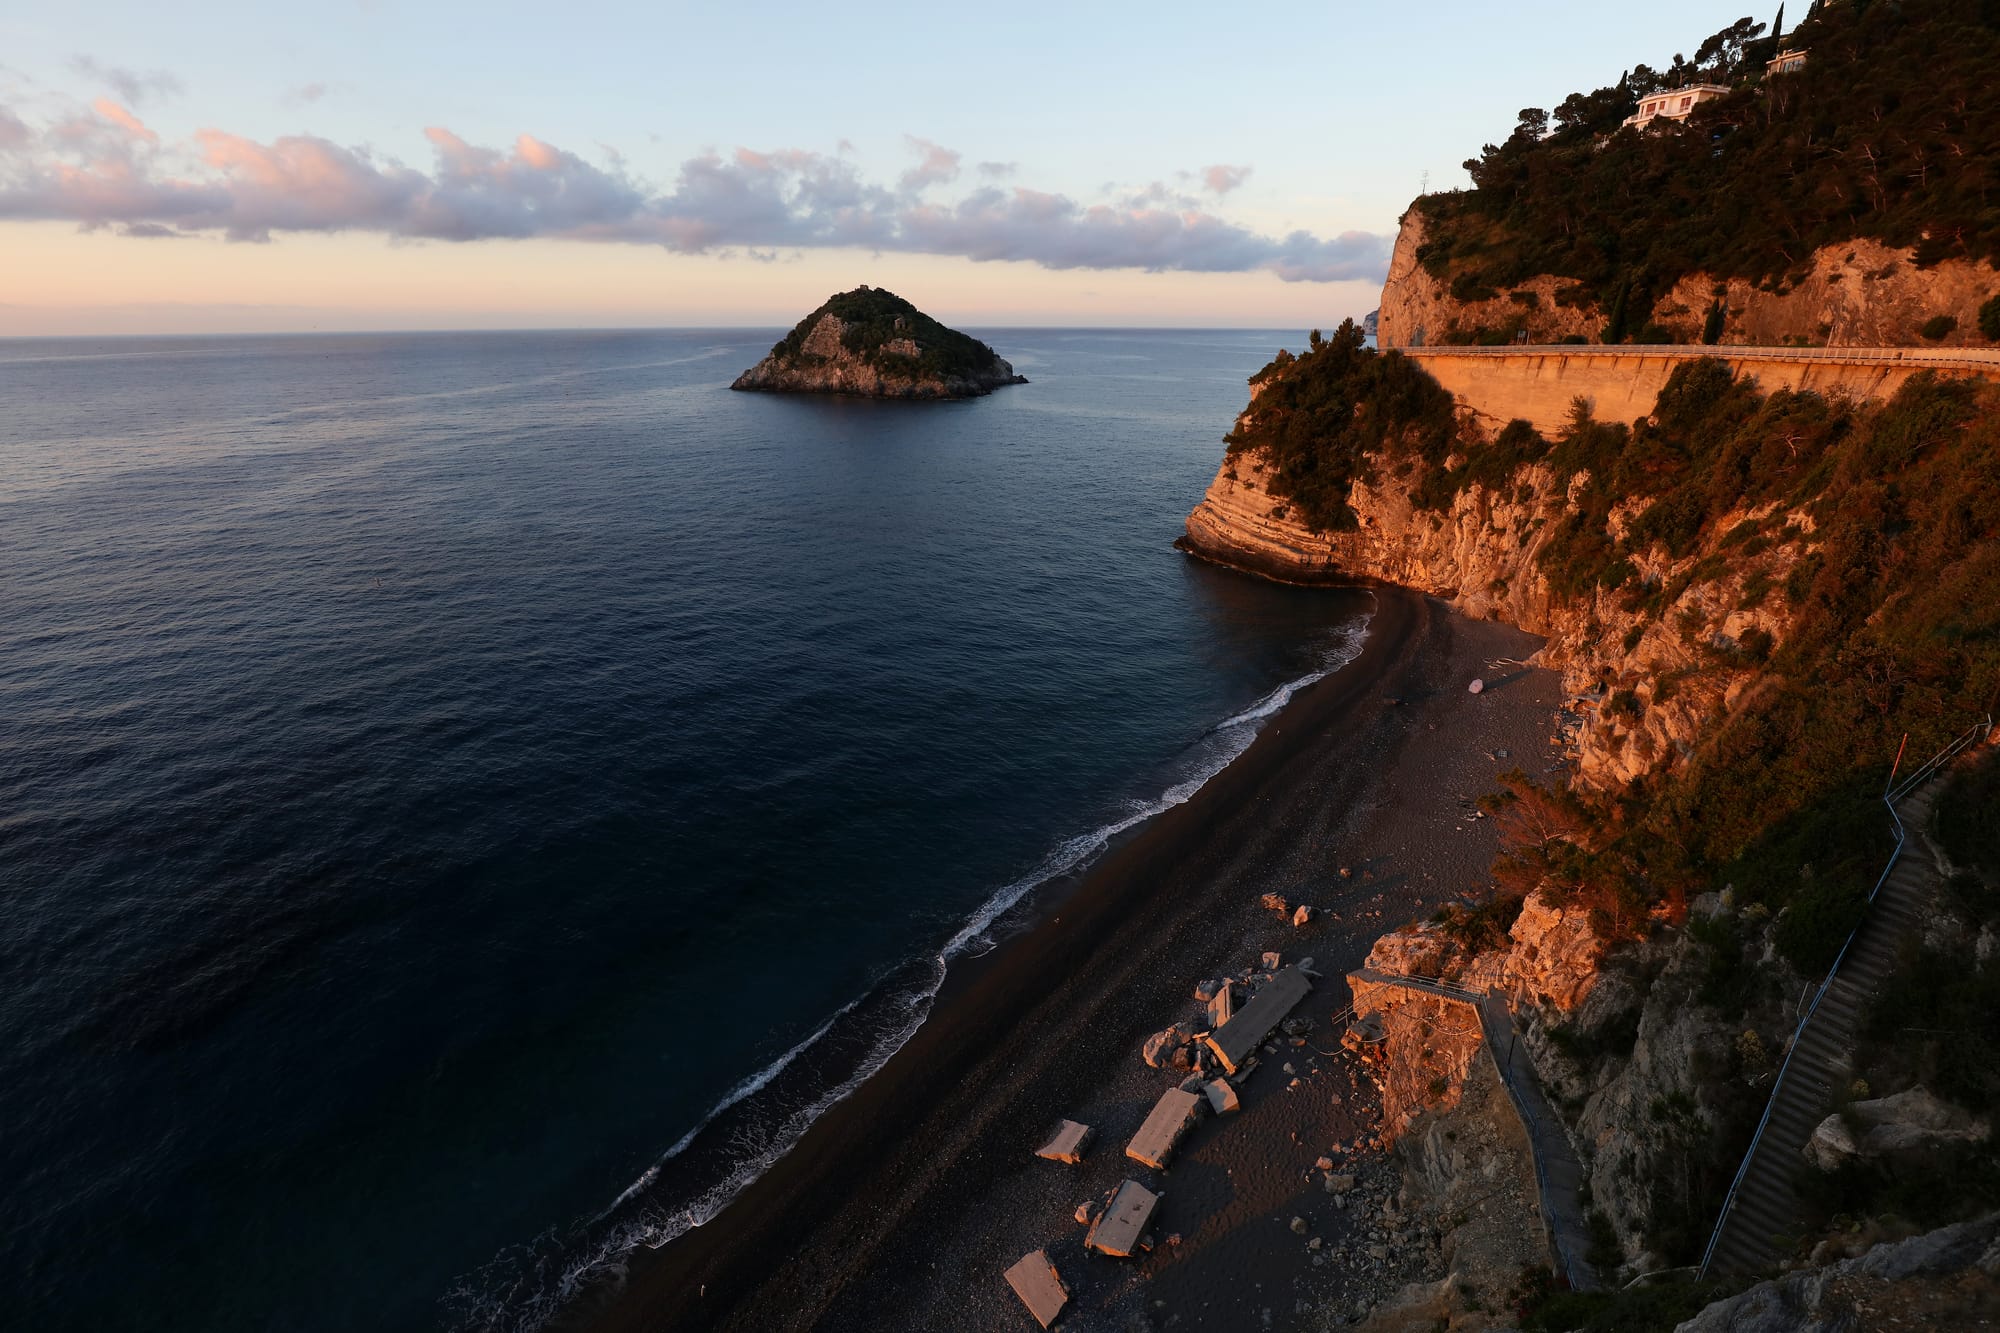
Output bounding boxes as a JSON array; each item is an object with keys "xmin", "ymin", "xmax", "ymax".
[
  {"xmin": 1075, "ymin": 1199, "xmax": 1101, "ymax": 1225},
  {"xmin": 1207, "ymin": 979, "xmax": 1238, "ymax": 1028},
  {"xmin": 1204, "ymin": 1079, "xmax": 1241, "ymax": 1114},
  {"xmin": 1468, "ymin": 678, "xmax": 1485, "ymax": 694},
  {"xmin": 1084, "ymin": 1179, "xmax": 1161, "ymax": 1257},
  {"xmin": 1141, "ymin": 1024, "xmax": 1187, "ymax": 1069},
  {"xmin": 1308, "ymin": 1236, "xmax": 1324, "ymax": 1251},
  {"xmin": 1259, "ymin": 892, "xmax": 1290, "ymax": 916},
  {"xmin": 1226, "ymin": 1055, "xmax": 1260, "ymax": 1086},
  {"xmin": 1004, "ymin": 1249, "xmax": 1069, "ymax": 1328},
  {"xmin": 1192, "ymin": 977, "xmax": 1221, "ymax": 1003},
  {"xmin": 1339, "ymin": 866, "xmax": 1352, "ymax": 878},
  {"xmin": 1282, "ymin": 1061, "xmax": 1297, "ymax": 1076},
  {"xmin": 1281, "ymin": 1018, "xmax": 1312, "ymax": 1038},
  {"xmin": 1126, "ymin": 1088, "xmax": 1203, "ymax": 1169},
  {"xmin": 1292, "ymin": 904, "xmax": 1315, "ymax": 927},
  {"xmin": 1206, "ymin": 966, "xmax": 1313, "ymax": 1074},
  {"xmin": 1260, "ymin": 951, "xmax": 1282, "ymax": 971},
  {"xmin": 1315, "ymin": 1156, "xmax": 1334, "ymax": 1171},
  {"xmin": 1178, "ymin": 1073, "xmax": 1206, "ymax": 1094},
  {"xmin": 1035, "ymin": 1119, "xmax": 1096, "ymax": 1165},
  {"xmin": 1342, "ymin": 1012, "xmax": 1388, "ymax": 1055},
  {"xmin": 1290, "ymin": 1216, "xmax": 1309, "ymax": 1235}
]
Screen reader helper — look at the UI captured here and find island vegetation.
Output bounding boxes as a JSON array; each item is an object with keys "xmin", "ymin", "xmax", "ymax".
[{"xmin": 732, "ymin": 286, "xmax": 1026, "ymax": 399}]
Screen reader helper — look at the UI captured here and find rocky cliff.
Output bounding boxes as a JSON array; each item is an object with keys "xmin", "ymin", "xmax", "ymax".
[
  {"xmin": 1182, "ymin": 413, "xmax": 1804, "ymax": 793},
  {"xmin": 1379, "ymin": 206, "xmax": 2000, "ymax": 350},
  {"xmin": 732, "ymin": 286, "xmax": 1026, "ymax": 400}
]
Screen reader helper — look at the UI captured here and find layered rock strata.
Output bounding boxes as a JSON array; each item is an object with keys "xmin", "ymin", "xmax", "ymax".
[
  {"xmin": 1183, "ymin": 435, "xmax": 1802, "ymax": 792},
  {"xmin": 1378, "ymin": 204, "xmax": 2000, "ymax": 350}
]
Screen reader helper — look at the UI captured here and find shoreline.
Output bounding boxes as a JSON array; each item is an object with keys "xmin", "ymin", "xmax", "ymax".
[{"xmin": 582, "ymin": 582, "xmax": 1558, "ymax": 1332}]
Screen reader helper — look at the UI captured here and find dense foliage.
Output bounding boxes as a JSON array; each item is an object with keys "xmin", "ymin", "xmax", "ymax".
[
  {"xmin": 767, "ymin": 286, "xmax": 1004, "ymax": 381},
  {"xmin": 1244, "ymin": 345, "xmax": 2000, "ymax": 973},
  {"xmin": 1418, "ymin": 0, "xmax": 2000, "ymax": 335},
  {"xmin": 1224, "ymin": 320, "xmax": 1462, "ymax": 530}
]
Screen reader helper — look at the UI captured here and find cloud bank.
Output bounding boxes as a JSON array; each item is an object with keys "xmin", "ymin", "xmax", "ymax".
[{"xmin": 0, "ymin": 100, "xmax": 1390, "ymax": 283}]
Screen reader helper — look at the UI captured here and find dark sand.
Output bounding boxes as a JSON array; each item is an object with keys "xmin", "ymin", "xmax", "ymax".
[{"xmin": 588, "ymin": 586, "xmax": 1563, "ymax": 1332}]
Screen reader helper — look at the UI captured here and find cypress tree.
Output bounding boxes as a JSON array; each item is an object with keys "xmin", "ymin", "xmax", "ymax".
[
  {"xmin": 1702, "ymin": 298, "xmax": 1727, "ymax": 345},
  {"xmin": 1602, "ymin": 279, "xmax": 1631, "ymax": 344}
]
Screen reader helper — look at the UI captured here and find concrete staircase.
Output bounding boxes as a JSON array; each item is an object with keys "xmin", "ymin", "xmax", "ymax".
[{"xmin": 1698, "ymin": 783, "xmax": 1942, "ymax": 1280}]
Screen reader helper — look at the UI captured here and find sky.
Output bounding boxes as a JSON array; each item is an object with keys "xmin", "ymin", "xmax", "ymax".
[{"xmin": 0, "ymin": 1, "xmax": 1767, "ymax": 334}]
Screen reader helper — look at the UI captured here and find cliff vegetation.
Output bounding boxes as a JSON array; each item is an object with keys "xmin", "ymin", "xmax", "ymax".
[
  {"xmin": 1190, "ymin": 338, "xmax": 2000, "ymax": 1294},
  {"xmin": 1412, "ymin": 0, "xmax": 2000, "ymax": 343}
]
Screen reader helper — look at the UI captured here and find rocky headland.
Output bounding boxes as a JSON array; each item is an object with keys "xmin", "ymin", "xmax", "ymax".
[{"xmin": 731, "ymin": 286, "xmax": 1026, "ymax": 400}]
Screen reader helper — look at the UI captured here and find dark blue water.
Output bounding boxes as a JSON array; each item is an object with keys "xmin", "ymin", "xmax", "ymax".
[{"xmin": 0, "ymin": 328, "xmax": 1370, "ymax": 1331}]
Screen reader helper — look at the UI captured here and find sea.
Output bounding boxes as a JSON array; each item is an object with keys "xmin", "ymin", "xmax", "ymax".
[{"xmin": 0, "ymin": 327, "xmax": 1374, "ymax": 1331}]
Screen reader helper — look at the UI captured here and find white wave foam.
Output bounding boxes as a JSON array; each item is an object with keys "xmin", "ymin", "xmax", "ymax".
[{"xmin": 447, "ymin": 602, "xmax": 1374, "ymax": 1333}]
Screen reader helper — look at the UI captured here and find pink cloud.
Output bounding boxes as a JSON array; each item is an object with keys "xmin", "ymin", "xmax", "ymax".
[
  {"xmin": 92, "ymin": 99, "xmax": 157, "ymax": 143},
  {"xmin": 1202, "ymin": 164, "xmax": 1252, "ymax": 195},
  {"xmin": 0, "ymin": 103, "xmax": 1390, "ymax": 283}
]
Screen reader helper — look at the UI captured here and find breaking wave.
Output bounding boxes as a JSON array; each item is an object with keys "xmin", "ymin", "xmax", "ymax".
[{"xmin": 442, "ymin": 606, "xmax": 1372, "ymax": 1333}]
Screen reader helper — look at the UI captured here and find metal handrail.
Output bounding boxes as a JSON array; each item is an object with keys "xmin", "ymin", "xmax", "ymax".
[
  {"xmin": 1696, "ymin": 715, "xmax": 1993, "ymax": 1280},
  {"xmin": 1399, "ymin": 344, "xmax": 2000, "ymax": 373}
]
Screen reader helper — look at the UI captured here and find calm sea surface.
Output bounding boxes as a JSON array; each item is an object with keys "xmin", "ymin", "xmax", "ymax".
[{"xmin": 0, "ymin": 328, "xmax": 1370, "ymax": 1330}]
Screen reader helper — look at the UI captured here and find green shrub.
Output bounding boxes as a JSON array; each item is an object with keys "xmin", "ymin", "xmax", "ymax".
[
  {"xmin": 1919, "ymin": 314, "xmax": 1960, "ymax": 341},
  {"xmin": 1980, "ymin": 294, "xmax": 2000, "ymax": 342},
  {"xmin": 1225, "ymin": 320, "xmax": 1460, "ymax": 531}
]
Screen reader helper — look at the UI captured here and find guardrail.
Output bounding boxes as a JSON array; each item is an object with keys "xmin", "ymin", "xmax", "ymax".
[
  {"xmin": 1696, "ymin": 715, "xmax": 1994, "ymax": 1280},
  {"xmin": 1399, "ymin": 344, "xmax": 2000, "ymax": 373}
]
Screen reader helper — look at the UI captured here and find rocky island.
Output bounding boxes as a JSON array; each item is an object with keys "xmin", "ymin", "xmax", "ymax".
[{"xmin": 731, "ymin": 286, "xmax": 1027, "ymax": 400}]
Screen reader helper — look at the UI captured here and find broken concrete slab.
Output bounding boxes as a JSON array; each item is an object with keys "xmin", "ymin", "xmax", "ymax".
[
  {"xmin": 1084, "ymin": 1179, "xmax": 1160, "ymax": 1257},
  {"xmin": 1260, "ymin": 951, "xmax": 1282, "ymax": 970},
  {"xmin": 1004, "ymin": 1249, "xmax": 1069, "ymax": 1328},
  {"xmin": 1292, "ymin": 904, "xmax": 1315, "ymax": 927},
  {"xmin": 1342, "ymin": 1011, "xmax": 1387, "ymax": 1054},
  {"xmin": 1126, "ymin": 1087, "xmax": 1203, "ymax": 1169},
  {"xmin": 1207, "ymin": 979, "xmax": 1237, "ymax": 1028},
  {"xmin": 1192, "ymin": 977, "xmax": 1221, "ymax": 1003},
  {"xmin": 1205, "ymin": 1079, "xmax": 1240, "ymax": 1114},
  {"xmin": 1205, "ymin": 966, "xmax": 1313, "ymax": 1074},
  {"xmin": 1141, "ymin": 1024, "xmax": 1185, "ymax": 1069},
  {"xmin": 1034, "ymin": 1119, "xmax": 1095, "ymax": 1165}
]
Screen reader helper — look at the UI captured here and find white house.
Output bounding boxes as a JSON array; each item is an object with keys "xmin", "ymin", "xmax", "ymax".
[
  {"xmin": 1767, "ymin": 48, "xmax": 1809, "ymax": 76},
  {"xmin": 1622, "ymin": 84, "xmax": 1733, "ymax": 129}
]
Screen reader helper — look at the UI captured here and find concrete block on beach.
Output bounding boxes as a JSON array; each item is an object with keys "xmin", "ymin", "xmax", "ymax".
[
  {"xmin": 1207, "ymin": 979, "xmax": 1237, "ymax": 1028},
  {"xmin": 1084, "ymin": 1179, "xmax": 1160, "ymax": 1257},
  {"xmin": 1034, "ymin": 1119, "xmax": 1094, "ymax": 1165},
  {"xmin": 1204, "ymin": 1079, "xmax": 1240, "ymax": 1114},
  {"xmin": 1205, "ymin": 966, "xmax": 1312, "ymax": 1073},
  {"xmin": 1003, "ymin": 1249, "xmax": 1069, "ymax": 1328},
  {"xmin": 1126, "ymin": 1088, "xmax": 1203, "ymax": 1169}
]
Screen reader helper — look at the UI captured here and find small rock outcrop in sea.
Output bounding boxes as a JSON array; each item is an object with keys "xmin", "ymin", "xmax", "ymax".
[{"xmin": 731, "ymin": 286, "xmax": 1027, "ymax": 400}]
